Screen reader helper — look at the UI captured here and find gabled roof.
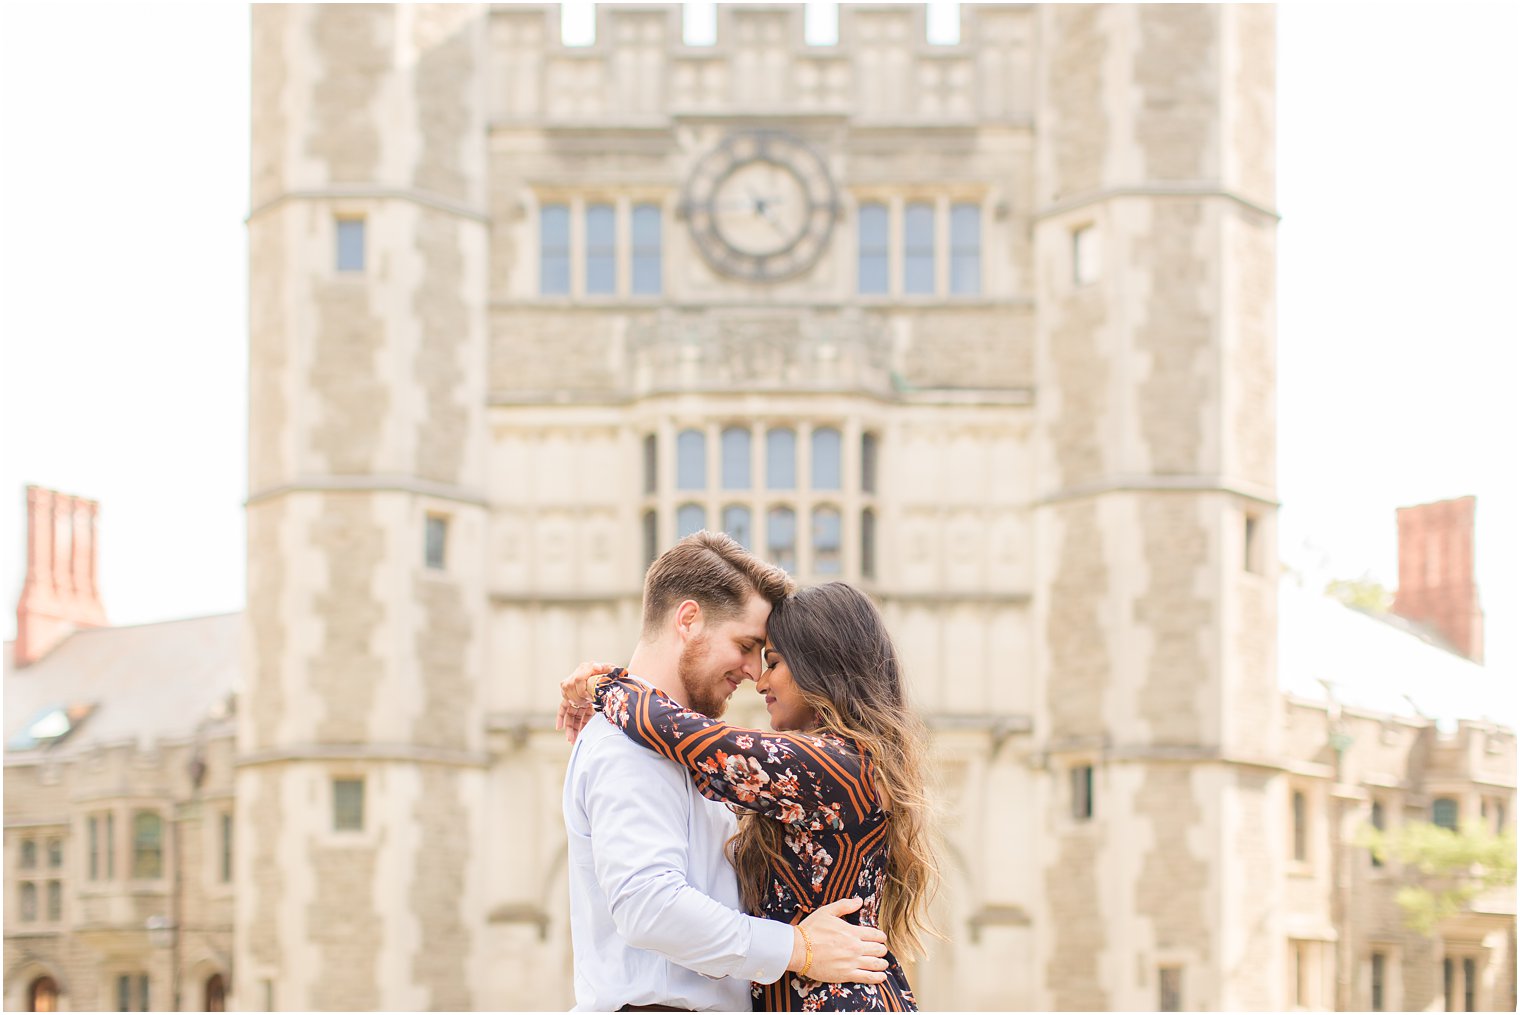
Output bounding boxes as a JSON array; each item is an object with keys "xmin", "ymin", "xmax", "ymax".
[
  {"xmin": 1278, "ymin": 577, "xmax": 1513, "ymax": 732},
  {"xmin": 3, "ymin": 613, "xmax": 241, "ymax": 757}
]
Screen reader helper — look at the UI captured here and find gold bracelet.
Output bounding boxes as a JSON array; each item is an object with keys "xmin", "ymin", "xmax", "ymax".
[{"xmin": 798, "ymin": 925, "xmax": 814, "ymax": 980}]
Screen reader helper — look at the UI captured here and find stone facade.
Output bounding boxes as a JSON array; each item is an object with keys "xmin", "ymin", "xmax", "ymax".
[{"xmin": 5, "ymin": 4, "xmax": 1514, "ymax": 1013}]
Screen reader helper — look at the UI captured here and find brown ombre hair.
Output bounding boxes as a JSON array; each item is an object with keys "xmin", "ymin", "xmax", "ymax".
[
  {"xmin": 729, "ymin": 581, "xmax": 942, "ymax": 958},
  {"xmin": 641, "ymin": 530, "xmax": 793, "ymax": 635}
]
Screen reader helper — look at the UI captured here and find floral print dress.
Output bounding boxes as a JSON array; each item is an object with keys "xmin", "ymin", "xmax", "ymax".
[{"xmin": 594, "ymin": 670, "xmax": 918, "ymax": 1013}]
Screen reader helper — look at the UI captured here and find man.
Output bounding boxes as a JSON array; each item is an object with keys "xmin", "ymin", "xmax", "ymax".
[{"xmin": 560, "ymin": 531, "xmax": 890, "ymax": 1012}]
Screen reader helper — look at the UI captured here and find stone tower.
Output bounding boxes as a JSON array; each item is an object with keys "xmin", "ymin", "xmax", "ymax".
[
  {"xmin": 1029, "ymin": 5, "xmax": 1280, "ymax": 1011},
  {"xmin": 241, "ymin": 5, "xmax": 491, "ymax": 1009},
  {"xmin": 240, "ymin": 4, "xmax": 1279, "ymax": 1009}
]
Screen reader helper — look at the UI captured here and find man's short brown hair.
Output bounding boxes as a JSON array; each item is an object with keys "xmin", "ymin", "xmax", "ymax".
[{"xmin": 641, "ymin": 530, "xmax": 794, "ymax": 635}]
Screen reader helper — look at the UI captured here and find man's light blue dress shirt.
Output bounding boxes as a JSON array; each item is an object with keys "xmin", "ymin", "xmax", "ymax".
[{"xmin": 564, "ymin": 703, "xmax": 794, "ymax": 1011}]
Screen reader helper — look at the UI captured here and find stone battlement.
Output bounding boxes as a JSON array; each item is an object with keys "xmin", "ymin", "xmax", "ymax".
[{"xmin": 489, "ymin": 3, "xmax": 1035, "ymax": 125}]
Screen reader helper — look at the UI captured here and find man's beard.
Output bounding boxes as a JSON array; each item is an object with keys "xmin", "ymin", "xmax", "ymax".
[{"xmin": 676, "ymin": 633, "xmax": 731, "ymax": 719}]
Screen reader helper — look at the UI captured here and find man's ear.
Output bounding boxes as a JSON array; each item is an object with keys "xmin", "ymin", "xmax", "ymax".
[{"xmin": 674, "ymin": 599, "xmax": 703, "ymax": 641}]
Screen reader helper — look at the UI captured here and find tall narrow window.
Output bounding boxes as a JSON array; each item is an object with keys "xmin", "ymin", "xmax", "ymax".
[
  {"xmin": 722, "ymin": 506, "xmax": 752, "ymax": 550},
  {"xmin": 46, "ymin": 880, "xmax": 61, "ymax": 921},
  {"xmin": 642, "ymin": 510, "xmax": 658, "ymax": 567},
  {"xmin": 632, "ymin": 203, "xmax": 662, "ymax": 295},
  {"xmin": 333, "ymin": 778, "xmax": 364, "ymax": 832},
  {"xmin": 643, "ymin": 434, "xmax": 658, "ymax": 495},
  {"xmin": 810, "ymin": 427, "xmax": 842, "ymax": 490},
  {"xmin": 766, "ymin": 428, "xmax": 796, "ymax": 490},
  {"xmin": 138, "ymin": 974, "xmax": 149, "ymax": 1014},
  {"xmin": 106, "ymin": 812, "xmax": 115, "ymax": 879},
  {"xmin": 20, "ymin": 839, "xmax": 36, "ymax": 869},
  {"xmin": 1444, "ymin": 957, "xmax": 1455, "ymax": 1012},
  {"xmin": 220, "ymin": 811, "xmax": 233, "ymax": 883},
  {"xmin": 424, "ymin": 515, "xmax": 448, "ymax": 571},
  {"xmin": 949, "ymin": 202, "xmax": 981, "ymax": 295},
  {"xmin": 1073, "ymin": 223, "xmax": 1100, "ymax": 285},
  {"xmin": 1370, "ymin": 800, "xmax": 1385, "ymax": 867},
  {"xmin": 858, "ymin": 202, "xmax": 889, "ymax": 294},
  {"xmin": 336, "ymin": 218, "xmax": 365, "ymax": 272},
  {"xmin": 132, "ymin": 812, "xmax": 163, "ymax": 879},
  {"xmin": 1296, "ymin": 943, "xmax": 1309, "ymax": 1008},
  {"xmin": 118, "ymin": 973, "xmax": 132, "ymax": 1013},
  {"xmin": 1462, "ymin": 957, "xmax": 1475, "ymax": 1011},
  {"xmin": 812, "ymin": 507, "xmax": 842, "ymax": 576},
  {"xmin": 1244, "ymin": 513, "xmax": 1262, "ymax": 573},
  {"xmin": 861, "ymin": 432, "xmax": 879, "ymax": 494},
  {"xmin": 1370, "ymin": 951, "xmax": 1386, "ymax": 1011},
  {"xmin": 677, "ymin": 429, "xmax": 706, "ymax": 490},
  {"xmin": 903, "ymin": 201, "xmax": 935, "ymax": 294},
  {"xmin": 1432, "ymin": 797, "xmax": 1459, "ymax": 831},
  {"xmin": 768, "ymin": 507, "xmax": 796, "ymax": 572},
  {"xmin": 1071, "ymin": 765, "xmax": 1094, "ymax": 820},
  {"xmin": 721, "ymin": 427, "xmax": 752, "ymax": 490},
  {"xmin": 1159, "ymin": 966, "xmax": 1182, "ymax": 1012},
  {"xmin": 861, "ymin": 509, "xmax": 877, "ymax": 580},
  {"xmin": 46, "ymin": 838, "xmax": 61, "ymax": 868},
  {"xmin": 540, "ymin": 203, "xmax": 571, "ymax": 295},
  {"xmin": 1292, "ymin": 790, "xmax": 1308, "ymax": 862},
  {"xmin": 585, "ymin": 202, "xmax": 616, "ymax": 295},
  {"xmin": 19, "ymin": 882, "xmax": 36, "ymax": 921},
  {"xmin": 676, "ymin": 504, "xmax": 706, "ymax": 540},
  {"xmin": 89, "ymin": 815, "xmax": 100, "ymax": 880}
]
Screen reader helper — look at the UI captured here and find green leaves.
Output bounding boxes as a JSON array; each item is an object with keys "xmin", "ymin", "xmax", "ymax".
[{"xmin": 1356, "ymin": 820, "xmax": 1516, "ymax": 934}]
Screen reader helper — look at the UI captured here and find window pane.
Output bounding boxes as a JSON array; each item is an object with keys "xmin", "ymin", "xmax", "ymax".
[
  {"xmin": 811, "ymin": 427, "xmax": 841, "ymax": 490},
  {"xmin": 632, "ymin": 203, "xmax": 662, "ymax": 295},
  {"xmin": 106, "ymin": 813, "xmax": 115, "ymax": 878},
  {"xmin": 586, "ymin": 203, "xmax": 616, "ymax": 294},
  {"xmin": 1159, "ymin": 967, "xmax": 1182, "ymax": 1012},
  {"xmin": 118, "ymin": 973, "xmax": 130, "ymax": 1012},
  {"xmin": 1071, "ymin": 765, "xmax": 1093, "ymax": 820},
  {"xmin": 950, "ymin": 202, "xmax": 980, "ymax": 295},
  {"xmin": 904, "ymin": 201, "xmax": 934, "ymax": 294},
  {"xmin": 46, "ymin": 880, "xmax": 60, "ymax": 920},
  {"xmin": 540, "ymin": 203, "xmax": 570, "ymax": 295},
  {"xmin": 722, "ymin": 505, "xmax": 752, "ymax": 550},
  {"xmin": 1370, "ymin": 801, "xmax": 1385, "ymax": 867},
  {"xmin": 766, "ymin": 428, "xmax": 795, "ymax": 489},
  {"xmin": 47, "ymin": 838, "xmax": 62, "ymax": 868},
  {"xmin": 1463, "ymin": 957, "xmax": 1475, "ymax": 1011},
  {"xmin": 861, "ymin": 432, "xmax": 879, "ymax": 494},
  {"xmin": 20, "ymin": 839, "xmax": 36, "ymax": 868},
  {"xmin": 1432, "ymin": 797, "xmax": 1458, "ymax": 831},
  {"xmin": 861, "ymin": 509, "xmax": 877, "ymax": 580},
  {"xmin": 767, "ymin": 507, "xmax": 796, "ymax": 572},
  {"xmin": 1371, "ymin": 953, "xmax": 1385, "ymax": 1012},
  {"xmin": 333, "ymin": 778, "xmax": 364, "ymax": 831},
  {"xmin": 221, "ymin": 812, "xmax": 233, "ymax": 883},
  {"xmin": 676, "ymin": 429, "xmax": 706, "ymax": 490},
  {"xmin": 89, "ymin": 817, "xmax": 99, "ymax": 880},
  {"xmin": 643, "ymin": 434, "xmax": 657, "ymax": 495},
  {"xmin": 336, "ymin": 218, "xmax": 365, "ymax": 272},
  {"xmin": 20, "ymin": 882, "xmax": 36, "ymax": 921},
  {"xmin": 1292, "ymin": 791, "xmax": 1307, "ymax": 861},
  {"xmin": 721, "ymin": 427, "xmax": 751, "ymax": 490},
  {"xmin": 133, "ymin": 813, "xmax": 163, "ymax": 879},
  {"xmin": 425, "ymin": 515, "xmax": 448, "ymax": 570},
  {"xmin": 812, "ymin": 506, "xmax": 841, "ymax": 576},
  {"xmin": 1073, "ymin": 223, "xmax": 1100, "ymax": 285},
  {"xmin": 858, "ymin": 202, "xmax": 889, "ymax": 294},
  {"xmin": 642, "ymin": 510, "xmax": 658, "ymax": 567},
  {"xmin": 676, "ymin": 504, "xmax": 706, "ymax": 540},
  {"xmin": 138, "ymin": 974, "xmax": 149, "ymax": 1014}
]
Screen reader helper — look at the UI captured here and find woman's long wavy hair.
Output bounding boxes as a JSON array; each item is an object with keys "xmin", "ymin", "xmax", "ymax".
[{"xmin": 728, "ymin": 581, "xmax": 943, "ymax": 959}]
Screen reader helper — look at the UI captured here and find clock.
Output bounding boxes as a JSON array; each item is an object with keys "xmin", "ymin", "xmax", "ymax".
[{"xmin": 682, "ymin": 130, "xmax": 839, "ymax": 283}]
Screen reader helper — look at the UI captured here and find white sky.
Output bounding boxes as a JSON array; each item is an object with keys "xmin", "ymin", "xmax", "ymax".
[{"xmin": 2, "ymin": 2, "xmax": 1516, "ymax": 679}]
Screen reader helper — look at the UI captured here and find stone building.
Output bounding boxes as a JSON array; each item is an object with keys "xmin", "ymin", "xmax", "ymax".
[{"xmin": 3, "ymin": 3, "xmax": 1512, "ymax": 1012}]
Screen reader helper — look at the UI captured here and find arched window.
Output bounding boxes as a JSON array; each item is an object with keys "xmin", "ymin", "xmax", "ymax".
[
  {"xmin": 204, "ymin": 973, "xmax": 227, "ymax": 1013},
  {"xmin": 132, "ymin": 812, "xmax": 163, "ymax": 879},
  {"xmin": 812, "ymin": 507, "xmax": 842, "ymax": 576},
  {"xmin": 721, "ymin": 506, "xmax": 752, "ymax": 550},
  {"xmin": 676, "ymin": 504, "xmax": 706, "ymax": 540},
  {"xmin": 766, "ymin": 428, "xmax": 795, "ymax": 490},
  {"xmin": 28, "ymin": 975, "xmax": 58, "ymax": 1013},
  {"xmin": 676, "ymin": 429, "xmax": 706, "ymax": 490},
  {"xmin": 721, "ymin": 427, "xmax": 751, "ymax": 490},
  {"xmin": 810, "ymin": 427, "xmax": 841, "ymax": 490},
  {"xmin": 767, "ymin": 507, "xmax": 796, "ymax": 572}
]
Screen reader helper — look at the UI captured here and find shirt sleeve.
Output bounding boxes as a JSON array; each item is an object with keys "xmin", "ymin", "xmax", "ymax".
[
  {"xmin": 595, "ymin": 673, "xmax": 880, "ymax": 832},
  {"xmin": 579, "ymin": 733, "xmax": 794, "ymax": 984}
]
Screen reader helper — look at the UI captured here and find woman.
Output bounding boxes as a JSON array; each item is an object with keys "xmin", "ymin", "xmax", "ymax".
[{"xmin": 561, "ymin": 581, "xmax": 940, "ymax": 1012}]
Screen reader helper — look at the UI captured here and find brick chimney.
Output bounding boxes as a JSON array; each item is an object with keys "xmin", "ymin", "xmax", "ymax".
[
  {"xmin": 1392, "ymin": 496, "xmax": 1484, "ymax": 663},
  {"xmin": 13, "ymin": 485, "xmax": 107, "ymax": 667}
]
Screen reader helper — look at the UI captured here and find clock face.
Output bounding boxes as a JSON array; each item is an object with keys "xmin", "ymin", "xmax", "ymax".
[{"xmin": 683, "ymin": 130, "xmax": 838, "ymax": 283}]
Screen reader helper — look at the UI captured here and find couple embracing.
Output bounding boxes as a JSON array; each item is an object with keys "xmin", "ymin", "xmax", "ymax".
[{"xmin": 558, "ymin": 531, "xmax": 940, "ymax": 1013}]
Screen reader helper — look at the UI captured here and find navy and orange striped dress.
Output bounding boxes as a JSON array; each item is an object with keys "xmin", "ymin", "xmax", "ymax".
[{"xmin": 594, "ymin": 669, "xmax": 918, "ymax": 1013}]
